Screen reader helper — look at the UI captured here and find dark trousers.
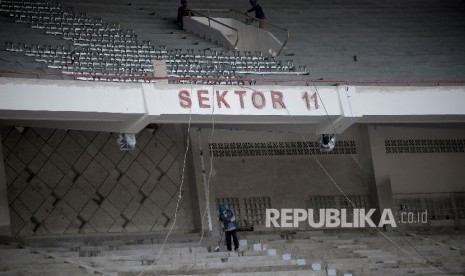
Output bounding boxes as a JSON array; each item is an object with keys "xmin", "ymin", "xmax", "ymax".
[{"xmin": 225, "ymin": 229, "xmax": 239, "ymax": 251}]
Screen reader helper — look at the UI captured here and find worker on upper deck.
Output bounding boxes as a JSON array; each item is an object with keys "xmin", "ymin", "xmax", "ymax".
[{"xmin": 246, "ymin": 0, "xmax": 266, "ymax": 28}]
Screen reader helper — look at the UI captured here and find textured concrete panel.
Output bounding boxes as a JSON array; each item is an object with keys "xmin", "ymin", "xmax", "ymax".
[
  {"xmin": 143, "ymin": 199, "xmax": 163, "ymax": 218},
  {"xmin": 37, "ymin": 161, "xmax": 64, "ymax": 189},
  {"xmin": 29, "ymin": 177, "xmax": 51, "ymax": 198},
  {"xmin": 56, "ymin": 135, "xmax": 84, "ymax": 165},
  {"xmin": 82, "ymin": 160, "xmax": 108, "ymax": 187},
  {"xmin": 28, "ymin": 152, "xmax": 48, "ymax": 174},
  {"xmin": 108, "ymin": 184, "xmax": 133, "ymax": 212},
  {"xmin": 156, "ymin": 130, "xmax": 174, "ymax": 150},
  {"xmin": 149, "ymin": 184, "xmax": 172, "ymax": 210},
  {"xmin": 79, "ymin": 200, "xmax": 99, "ymax": 221},
  {"xmin": 3, "ymin": 163, "xmax": 17, "ymax": 188},
  {"xmin": 131, "ymin": 206, "xmax": 156, "ymax": 232},
  {"xmin": 54, "ymin": 172, "xmax": 75, "ymax": 198},
  {"xmin": 158, "ymin": 151, "xmax": 175, "ymax": 173},
  {"xmin": 116, "ymin": 153, "xmax": 135, "ymax": 172},
  {"xmin": 140, "ymin": 173, "xmax": 161, "ymax": 196},
  {"xmin": 43, "ymin": 209, "xmax": 71, "ymax": 234},
  {"xmin": 159, "ymin": 175, "xmax": 178, "ymax": 197},
  {"xmin": 89, "ymin": 208, "xmax": 113, "ymax": 232},
  {"xmin": 136, "ymin": 153, "xmax": 157, "ymax": 174},
  {"xmin": 125, "ymin": 161, "xmax": 149, "ymax": 187},
  {"xmin": 19, "ymin": 185, "xmax": 45, "ymax": 213},
  {"xmin": 123, "ymin": 200, "xmax": 142, "ymax": 220},
  {"xmin": 74, "ymin": 176, "xmax": 98, "ymax": 198},
  {"xmin": 7, "ymin": 177, "xmax": 28, "ymax": 205},
  {"xmin": 2, "ymin": 126, "xmax": 193, "ymax": 236},
  {"xmin": 118, "ymin": 175, "xmax": 144, "ymax": 203},
  {"xmin": 12, "ymin": 137, "xmax": 38, "ymax": 165},
  {"xmin": 5, "ymin": 154, "xmax": 27, "ymax": 175},
  {"xmin": 11, "ymin": 199, "xmax": 31, "ymax": 222},
  {"xmin": 144, "ymin": 140, "xmax": 168, "ymax": 165},
  {"xmin": 34, "ymin": 197, "xmax": 54, "ymax": 222},
  {"xmin": 63, "ymin": 186, "xmax": 89, "ymax": 213}
]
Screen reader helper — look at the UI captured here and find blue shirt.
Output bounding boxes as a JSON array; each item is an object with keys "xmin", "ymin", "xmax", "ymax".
[{"xmin": 219, "ymin": 209, "xmax": 237, "ymax": 231}]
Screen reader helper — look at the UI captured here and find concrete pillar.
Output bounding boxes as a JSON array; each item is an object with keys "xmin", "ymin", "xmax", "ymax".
[
  {"xmin": 189, "ymin": 127, "xmax": 219, "ymax": 236},
  {"xmin": 174, "ymin": 124, "xmax": 201, "ymax": 232},
  {"xmin": 0, "ymin": 133, "xmax": 11, "ymax": 236},
  {"xmin": 354, "ymin": 125, "xmax": 381, "ymax": 223},
  {"xmin": 190, "ymin": 127, "xmax": 209, "ymax": 233},
  {"xmin": 366, "ymin": 125, "xmax": 394, "ymax": 224}
]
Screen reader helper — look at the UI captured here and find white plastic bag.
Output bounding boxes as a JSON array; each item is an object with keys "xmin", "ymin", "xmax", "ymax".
[{"xmin": 117, "ymin": 133, "xmax": 136, "ymax": 150}]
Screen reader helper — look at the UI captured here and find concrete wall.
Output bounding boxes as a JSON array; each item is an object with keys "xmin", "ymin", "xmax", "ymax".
[
  {"xmin": 1, "ymin": 125, "xmax": 196, "ymax": 236},
  {"xmin": 380, "ymin": 124, "xmax": 465, "ymax": 194},
  {"xmin": 191, "ymin": 126, "xmax": 370, "ymax": 231},
  {"xmin": 2, "ymin": 122, "xmax": 465, "ymax": 236},
  {"xmin": 190, "ymin": 123, "xmax": 465, "ymax": 231}
]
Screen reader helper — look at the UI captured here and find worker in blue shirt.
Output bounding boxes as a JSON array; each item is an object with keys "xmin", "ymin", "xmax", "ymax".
[{"xmin": 219, "ymin": 204, "xmax": 239, "ymax": 251}]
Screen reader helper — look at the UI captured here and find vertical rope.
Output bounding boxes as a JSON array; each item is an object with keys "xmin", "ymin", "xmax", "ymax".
[{"xmin": 136, "ymin": 85, "xmax": 193, "ymax": 276}]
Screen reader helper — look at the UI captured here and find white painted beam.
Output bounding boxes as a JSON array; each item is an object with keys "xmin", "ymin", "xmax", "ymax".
[{"xmin": 1, "ymin": 78, "xmax": 464, "ymax": 134}]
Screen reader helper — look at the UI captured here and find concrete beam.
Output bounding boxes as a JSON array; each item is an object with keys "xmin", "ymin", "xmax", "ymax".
[{"xmin": 1, "ymin": 78, "xmax": 465, "ymax": 135}]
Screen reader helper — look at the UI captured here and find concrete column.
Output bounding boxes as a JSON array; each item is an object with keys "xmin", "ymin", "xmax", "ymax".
[
  {"xmin": 190, "ymin": 128, "xmax": 209, "ymax": 233},
  {"xmin": 353, "ymin": 125, "xmax": 380, "ymax": 223},
  {"xmin": 0, "ymin": 133, "xmax": 11, "ymax": 236},
  {"xmin": 189, "ymin": 127, "xmax": 219, "ymax": 236},
  {"xmin": 174, "ymin": 124, "xmax": 201, "ymax": 232},
  {"xmin": 367, "ymin": 125, "xmax": 394, "ymax": 223}
]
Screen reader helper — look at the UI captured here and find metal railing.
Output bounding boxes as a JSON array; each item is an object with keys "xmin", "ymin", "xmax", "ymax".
[
  {"xmin": 230, "ymin": 8, "xmax": 289, "ymax": 55},
  {"xmin": 188, "ymin": 9, "xmax": 239, "ymax": 48},
  {"xmin": 189, "ymin": 8, "xmax": 289, "ymax": 55},
  {"xmin": 1, "ymin": 69, "xmax": 465, "ymax": 87}
]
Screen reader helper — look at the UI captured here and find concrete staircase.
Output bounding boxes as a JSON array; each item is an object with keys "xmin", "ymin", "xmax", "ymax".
[{"xmin": 1, "ymin": 229, "xmax": 464, "ymax": 275}]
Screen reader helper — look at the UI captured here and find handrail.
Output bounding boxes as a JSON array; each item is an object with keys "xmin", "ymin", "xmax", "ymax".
[
  {"xmin": 234, "ymin": 8, "xmax": 289, "ymax": 55},
  {"xmin": 1, "ymin": 69, "xmax": 465, "ymax": 86},
  {"xmin": 189, "ymin": 8, "xmax": 230, "ymax": 13},
  {"xmin": 189, "ymin": 8, "xmax": 290, "ymax": 56},
  {"xmin": 230, "ymin": 9, "xmax": 288, "ymax": 34},
  {"xmin": 188, "ymin": 9, "xmax": 239, "ymax": 48}
]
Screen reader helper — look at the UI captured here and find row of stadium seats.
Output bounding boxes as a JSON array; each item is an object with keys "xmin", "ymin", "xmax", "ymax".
[{"xmin": 5, "ymin": 42, "xmax": 304, "ymax": 76}]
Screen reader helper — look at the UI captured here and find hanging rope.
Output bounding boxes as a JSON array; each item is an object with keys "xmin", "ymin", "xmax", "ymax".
[
  {"xmin": 285, "ymin": 83, "xmax": 447, "ymax": 275},
  {"xmin": 136, "ymin": 85, "xmax": 194, "ymax": 276}
]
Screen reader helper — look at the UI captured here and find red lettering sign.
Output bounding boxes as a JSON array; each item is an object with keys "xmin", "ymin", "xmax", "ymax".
[
  {"xmin": 197, "ymin": 90, "xmax": 210, "ymax": 108},
  {"xmin": 178, "ymin": 90, "xmax": 191, "ymax": 108},
  {"xmin": 216, "ymin": 91, "xmax": 230, "ymax": 108},
  {"xmin": 252, "ymin": 91, "xmax": 266, "ymax": 109},
  {"xmin": 178, "ymin": 89, "xmax": 319, "ymax": 111},
  {"xmin": 270, "ymin": 91, "xmax": 286, "ymax": 109},
  {"xmin": 234, "ymin": 90, "xmax": 246, "ymax": 109},
  {"xmin": 302, "ymin": 92, "xmax": 319, "ymax": 110}
]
